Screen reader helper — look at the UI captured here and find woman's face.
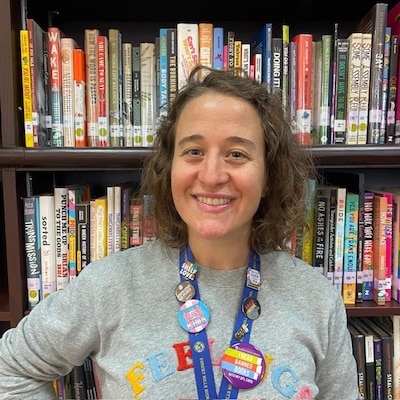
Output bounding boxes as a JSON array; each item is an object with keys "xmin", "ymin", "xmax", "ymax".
[{"xmin": 171, "ymin": 91, "xmax": 267, "ymax": 245}]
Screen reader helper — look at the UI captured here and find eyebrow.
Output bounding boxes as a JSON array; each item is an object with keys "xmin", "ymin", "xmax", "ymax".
[{"xmin": 177, "ymin": 134, "xmax": 256, "ymax": 148}]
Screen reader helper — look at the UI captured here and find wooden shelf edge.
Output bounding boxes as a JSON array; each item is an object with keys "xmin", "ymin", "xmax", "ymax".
[
  {"xmin": 0, "ymin": 145, "xmax": 399, "ymax": 169},
  {"xmin": 346, "ymin": 300, "xmax": 400, "ymax": 317}
]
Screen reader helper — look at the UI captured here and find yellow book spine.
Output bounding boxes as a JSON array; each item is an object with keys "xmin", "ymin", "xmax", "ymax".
[
  {"xmin": 95, "ymin": 196, "xmax": 108, "ymax": 260},
  {"xmin": 20, "ymin": 29, "xmax": 34, "ymax": 147}
]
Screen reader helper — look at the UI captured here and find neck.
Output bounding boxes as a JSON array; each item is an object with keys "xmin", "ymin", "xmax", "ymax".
[{"xmin": 187, "ymin": 238, "xmax": 251, "ymax": 270}]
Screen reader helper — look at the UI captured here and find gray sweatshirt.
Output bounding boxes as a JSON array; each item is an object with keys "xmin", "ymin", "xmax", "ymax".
[{"xmin": 0, "ymin": 240, "xmax": 359, "ymax": 399}]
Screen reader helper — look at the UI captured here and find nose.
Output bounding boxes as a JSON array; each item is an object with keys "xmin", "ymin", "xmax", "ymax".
[{"xmin": 198, "ymin": 154, "xmax": 229, "ymax": 186}]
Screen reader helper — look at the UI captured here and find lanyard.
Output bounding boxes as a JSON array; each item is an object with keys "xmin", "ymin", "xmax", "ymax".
[{"xmin": 178, "ymin": 245, "xmax": 261, "ymax": 399}]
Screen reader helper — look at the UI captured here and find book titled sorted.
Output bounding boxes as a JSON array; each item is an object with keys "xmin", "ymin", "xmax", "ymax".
[
  {"xmin": 76, "ymin": 202, "xmax": 90, "ymax": 272},
  {"xmin": 177, "ymin": 23, "xmax": 199, "ymax": 90},
  {"xmin": 23, "ymin": 196, "xmax": 41, "ymax": 309},
  {"xmin": 39, "ymin": 193, "xmax": 56, "ymax": 299}
]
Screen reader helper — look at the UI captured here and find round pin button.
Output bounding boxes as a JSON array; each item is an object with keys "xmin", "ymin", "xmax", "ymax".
[
  {"xmin": 175, "ymin": 281, "xmax": 196, "ymax": 302},
  {"xmin": 242, "ymin": 297, "xmax": 261, "ymax": 320},
  {"xmin": 178, "ymin": 299, "xmax": 210, "ymax": 333},
  {"xmin": 221, "ymin": 342, "xmax": 266, "ymax": 389}
]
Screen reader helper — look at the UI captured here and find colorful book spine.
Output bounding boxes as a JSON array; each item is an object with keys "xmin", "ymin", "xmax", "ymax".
[
  {"xmin": 20, "ymin": 29, "xmax": 34, "ymax": 147},
  {"xmin": 373, "ymin": 194, "xmax": 388, "ymax": 305},
  {"xmin": 130, "ymin": 195, "xmax": 143, "ymax": 247},
  {"xmin": 54, "ymin": 187, "xmax": 69, "ymax": 291},
  {"xmin": 106, "ymin": 186, "xmax": 115, "ymax": 256},
  {"xmin": 140, "ymin": 42, "xmax": 157, "ymax": 147},
  {"xmin": 60, "ymin": 37, "xmax": 77, "ymax": 147},
  {"xmin": 199, "ymin": 22, "xmax": 213, "ymax": 69},
  {"xmin": 345, "ymin": 32, "xmax": 363, "ymax": 145},
  {"xmin": 282, "ymin": 24, "xmax": 290, "ymax": 114},
  {"xmin": 84, "ymin": 28, "xmax": 99, "ymax": 147},
  {"xmin": 333, "ymin": 187, "xmax": 346, "ymax": 293},
  {"xmin": 121, "ymin": 184, "xmax": 135, "ymax": 250},
  {"xmin": 94, "ymin": 195, "xmax": 108, "ymax": 260},
  {"xmin": 226, "ymin": 31, "xmax": 235, "ymax": 72},
  {"xmin": 48, "ymin": 27, "xmax": 64, "ymax": 147},
  {"xmin": 114, "ymin": 185, "xmax": 121, "ymax": 253},
  {"xmin": 233, "ymin": 39, "xmax": 242, "ymax": 75},
  {"xmin": 241, "ymin": 43, "xmax": 251, "ymax": 78},
  {"xmin": 177, "ymin": 22, "xmax": 199, "ymax": 90},
  {"xmin": 73, "ymin": 48, "xmax": 87, "ymax": 146},
  {"xmin": 342, "ymin": 192, "xmax": 359, "ymax": 305},
  {"xmin": 108, "ymin": 28, "xmax": 121, "ymax": 147},
  {"xmin": 97, "ymin": 35, "xmax": 109, "ymax": 147},
  {"xmin": 326, "ymin": 187, "xmax": 337, "ymax": 285},
  {"xmin": 42, "ymin": 30, "xmax": 53, "ymax": 147},
  {"xmin": 23, "ymin": 196, "xmax": 41, "ymax": 309},
  {"xmin": 271, "ymin": 37, "xmax": 282, "ymax": 100},
  {"xmin": 288, "ymin": 41, "xmax": 297, "ymax": 134},
  {"xmin": 291, "ymin": 33, "xmax": 313, "ymax": 146},
  {"xmin": 142, "ymin": 194, "xmax": 157, "ymax": 243},
  {"xmin": 357, "ymin": 33, "xmax": 372, "ymax": 145},
  {"xmin": 251, "ymin": 23, "xmax": 272, "ymax": 91},
  {"xmin": 159, "ymin": 28, "xmax": 169, "ymax": 118},
  {"xmin": 39, "ymin": 194, "xmax": 56, "ymax": 299},
  {"xmin": 362, "ymin": 191, "xmax": 374, "ymax": 300},
  {"xmin": 132, "ymin": 45, "xmax": 142, "ymax": 147},
  {"xmin": 213, "ymin": 26, "xmax": 224, "ymax": 70}
]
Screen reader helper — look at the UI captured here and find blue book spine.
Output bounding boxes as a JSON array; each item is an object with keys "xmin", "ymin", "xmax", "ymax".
[
  {"xmin": 213, "ymin": 26, "xmax": 224, "ymax": 70},
  {"xmin": 251, "ymin": 23, "xmax": 272, "ymax": 91},
  {"xmin": 159, "ymin": 28, "xmax": 169, "ymax": 117}
]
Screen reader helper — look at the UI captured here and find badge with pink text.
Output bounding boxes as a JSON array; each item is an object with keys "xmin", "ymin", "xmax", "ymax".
[
  {"xmin": 178, "ymin": 299, "xmax": 210, "ymax": 333},
  {"xmin": 221, "ymin": 342, "xmax": 266, "ymax": 389}
]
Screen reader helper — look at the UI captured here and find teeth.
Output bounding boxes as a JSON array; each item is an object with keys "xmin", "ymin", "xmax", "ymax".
[{"xmin": 197, "ymin": 196, "xmax": 231, "ymax": 205}]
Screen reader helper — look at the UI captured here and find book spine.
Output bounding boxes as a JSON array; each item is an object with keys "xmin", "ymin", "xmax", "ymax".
[
  {"xmin": 132, "ymin": 45, "xmax": 142, "ymax": 146},
  {"xmin": 364, "ymin": 3, "xmax": 388, "ymax": 144},
  {"xmin": 226, "ymin": 31, "xmax": 235, "ymax": 72},
  {"xmin": 159, "ymin": 28, "xmax": 168, "ymax": 118},
  {"xmin": 84, "ymin": 28, "xmax": 99, "ymax": 147},
  {"xmin": 114, "ymin": 185, "xmax": 121, "ymax": 253},
  {"xmin": 121, "ymin": 186, "xmax": 132, "ymax": 251},
  {"xmin": 342, "ymin": 192, "xmax": 359, "ymax": 304},
  {"xmin": 140, "ymin": 42, "xmax": 157, "ymax": 147},
  {"xmin": 142, "ymin": 194, "xmax": 157, "ymax": 243},
  {"xmin": 282, "ymin": 24, "xmax": 290, "ymax": 114},
  {"xmin": 233, "ymin": 40, "xmax": 242, "ymax": 75},
  {"xmin": 54, "ymin": 187, "xmax": 69, "ymax": 291},
  {"xmin": 76, "ymin": 202, "xmax": 90, "ymax": 273},
  {"xmin": 301, "ymin": 179, "xmax": 316, "ymax": 266},
  {"xmin": 68, "ymin": 189, "xmax": 78, "ymax": 280},
  {"xmin": 89, "ymin": 199, "xmax": 96, "ymax": 262},
  {"xmin": 380, "ymin": 27, "xmax": 391, "ymax": 144},
  {"xmin": 39, "ymin": 194, "xmax": 56, "ymax": 299},
  {"xmin": 73, "ymin": 48, "xmax": 87, "ymax": 146},
  {"xmin": 20, "ymin": 29, "xmax": 34, "ymax": 147},
  {"xmin": 362, "ymin": 192, "xmax": 374, "ymax": 300},
  {"xmin": 386, "ymin": 34, "xmax": 398, "ymax": 143},
  {"xmin": 288, "ymin": 41, "xmax": 297, "ymax": 134},
  {"xmin": 326, "ymin": 188, "xmax": 336, "ymax": 285},
  {"xmin": 60, "ymin": 37, "xmax": 76, "ymax": 147},
  {"xmin": 27, "ymin": 19, "xmax": 47, "ymax": 147},
  {"xmin": 373, "ymin": 194, "xmax": 388, "ymax": 305},
  {"xmin": 292, "ymin": 34, "xmax": 313, "ymax": 145},
  {"xmin": 42, "ymin": 30, "xmax": 52, "ymax": 147},
  {"xmin": 130, "ymin": 197, "xmax": 143, "ymax": 247},
  {"xmin": 241, "ymin": 43, "xmax": 251, "ymax": 78},
  {"xmin": 177, "ymin": 23, "xmax": 199, "ymax": 90},
  {"xmin": 97, "ymin": 35, "xmax": 109, "ymax": 147},
  {"xmin": 122, "ymin": 42, "xmax": 133, "ymax": 147},
  {"xmin": 357, "ymin": 33, "xmax": 372, "ymax": 145},
  {"xmin": 199, "ymin": 22, "xmax": 213, "ymax": 69},
  {"xmin": 271, "ymin": 37, "xmax": 283, "ymax": 101},
  {"xmin": 317, "ymin": 34, "xmax": 332, "ymax": 145},
  {"xmin": 333, "ymin": 38, "xmax": 349, "ymax": 144},
  {"xmin": 48, "ymin": 27, "xmax": 64, "ymax": 147},
  {"xmin": 106, "ymin": 186, "xmax": 114, "ymax": 255},
  {"xmin": 95, "ymin": 196, "xmax": 108, "ymax": 260},
  {"xmin": 23, "ymin": 196, "xmax": 41, "ymax": 309},
  {"xmin": 345, "ymin": 32, "xmax": 363, "ymax": 145},
  {"xmin": 333, "ymin": 187, "xmax": 346, "ymax": 293},
  {"xmin": 167, "ymin": 28, "xmax": 177, "ymax": 109},
  {"xmin": 213, "ymin": 26, "xmax": 224, "ymax": 70}
]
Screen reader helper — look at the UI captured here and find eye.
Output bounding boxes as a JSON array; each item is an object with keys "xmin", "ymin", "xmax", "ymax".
[
  {"xmin": 185, "ymin": 148, "xmax": 203, "ymax": 157},
  {"xmin": 229, "ymin": 150, "xmax": 247, "ymax": 159}
]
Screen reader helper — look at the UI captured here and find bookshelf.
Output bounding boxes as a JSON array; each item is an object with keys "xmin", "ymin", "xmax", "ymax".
[{"xmin": 1, "ymin": 0, "xmax": 400, "ymax": 334}]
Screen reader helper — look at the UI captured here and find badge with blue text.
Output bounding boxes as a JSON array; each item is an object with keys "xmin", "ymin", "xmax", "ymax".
[{"xmin": 178, "ymin": 299, "xmax": 210, "ymax": 333}]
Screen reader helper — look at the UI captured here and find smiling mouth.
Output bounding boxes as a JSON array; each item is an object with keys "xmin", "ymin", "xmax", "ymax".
[{"xmin": 196, "ymin": 196, "xmax": 231, "ymax": 205}]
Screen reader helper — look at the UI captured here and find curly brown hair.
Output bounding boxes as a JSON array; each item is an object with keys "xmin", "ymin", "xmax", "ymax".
[{"xmin": 139, "ymin": 65, "xmax": 316, "ymax": 254}]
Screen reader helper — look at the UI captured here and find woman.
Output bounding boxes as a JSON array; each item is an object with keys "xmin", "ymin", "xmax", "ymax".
[{"xmin": 0, "ymin": 66, "xmax": 359, "ymax": 399}]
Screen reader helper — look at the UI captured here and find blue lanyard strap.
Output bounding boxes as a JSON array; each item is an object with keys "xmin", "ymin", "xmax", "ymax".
[{"xmin": 179, "ymin": 246, "xmax": 261, "ymax": 399}]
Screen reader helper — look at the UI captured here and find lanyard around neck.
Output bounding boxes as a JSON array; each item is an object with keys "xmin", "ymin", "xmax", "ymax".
[{"xmin": 178, "ymin": 245, "xmax": 261, "ymax": 399}]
